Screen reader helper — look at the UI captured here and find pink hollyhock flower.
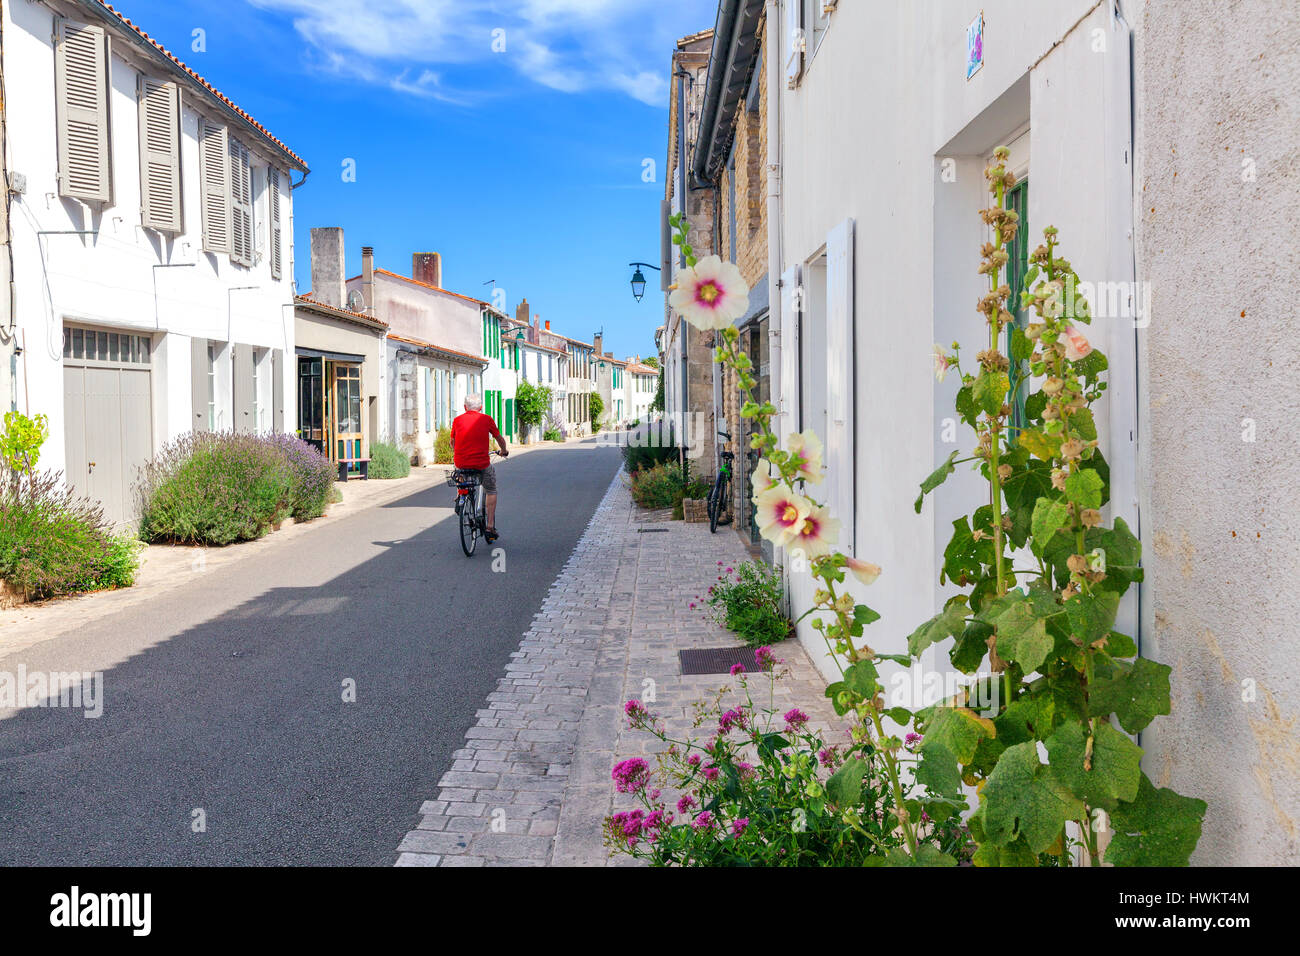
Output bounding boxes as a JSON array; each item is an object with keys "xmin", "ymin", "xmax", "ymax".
[
  {"xmin": 751, "ymin": 461, "xmax": 777, "ymax": 497},
  {"xmin": 611, "ymin": 758, "xmax": 651, "ymax": 794},
  {"xmin": 845, "ymin": 556, "xmax": 882, "ymax": 586},
  {"xmin": 785, "ymin": 430, "xmax": 825, "ymax": 485},
  {"xmin": 668, "ymin": 255, "xmax": 751, "ymax": 331},
  {"xmin": 793, "ymin": 503, "xmax": 841, "ymax": 560},
  {"xmin": 754, "ymin": 484, "xmax": 812, "ymax": 548},
  {"xmin": 1063, "ymin": 325, "xmax": 1093, "ymax": 362},
  {"xmin": 933, "ymin": 344, "xmax": 953, "ymax": 382}
]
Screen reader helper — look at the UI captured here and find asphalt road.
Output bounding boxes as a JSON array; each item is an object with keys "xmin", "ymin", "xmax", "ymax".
[{"xmin": 0, "ymin": 441, "xmax": 622, "ymax": 865}]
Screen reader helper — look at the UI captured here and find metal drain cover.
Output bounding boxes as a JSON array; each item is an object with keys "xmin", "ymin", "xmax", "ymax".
[{"xmin": 679, "ymin": 646, "xmax": 755, "ymax": 676}]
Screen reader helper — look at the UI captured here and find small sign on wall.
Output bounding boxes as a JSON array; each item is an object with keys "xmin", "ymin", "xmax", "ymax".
[{"xmin": 967, "ymin": 11, "xmax": 984, "ymax": 80}]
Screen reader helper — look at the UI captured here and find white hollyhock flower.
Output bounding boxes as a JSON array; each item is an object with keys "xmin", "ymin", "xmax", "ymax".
[
  {"xmin": 668, "ymin": 256, "xmax": 751, "ymax": 331},
  {"xmin": 785, "ymin": 430, "xmax": 825, "ymax": 485},
  {"xmin": 754, "ymin": 484, "xmax": 812, "ymax": 548}
]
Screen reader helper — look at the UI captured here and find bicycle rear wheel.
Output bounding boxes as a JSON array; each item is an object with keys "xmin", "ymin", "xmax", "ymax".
[
  {"xmin": 459, "ymin": 495, "xmax": 478, "ymax": 556},
  {"xmin": 708, "ymin": 473, "xmax": 725, "ymax": 534}
]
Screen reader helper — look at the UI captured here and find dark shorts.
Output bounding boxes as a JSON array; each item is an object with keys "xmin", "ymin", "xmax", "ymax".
[{"xmin": 462, "ymin": 465, "xmax": 497, "ymax": 494}]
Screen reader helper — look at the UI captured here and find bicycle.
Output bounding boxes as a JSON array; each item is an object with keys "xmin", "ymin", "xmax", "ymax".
[
  {"xmin": 448, "ymin": 450, "xmax": 504, "ymax": 557},
  {"xmin": 707, "ymin": 430, "xmax": 735, "ymax": 534}
]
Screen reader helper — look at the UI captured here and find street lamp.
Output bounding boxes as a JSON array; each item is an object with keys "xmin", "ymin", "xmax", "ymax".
[{"xmin": 628, "ymin": 261, "xmax": 661, "ymax": 302}]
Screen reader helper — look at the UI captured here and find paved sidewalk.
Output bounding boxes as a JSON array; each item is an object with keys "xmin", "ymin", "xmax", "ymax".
[{"xmin": 394, "ymin": 469, "xmax": 839, "ymax": 867}]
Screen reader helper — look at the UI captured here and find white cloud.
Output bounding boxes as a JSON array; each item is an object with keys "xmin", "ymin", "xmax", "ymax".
[{"xmin": 248, "ymin": 0, "xmax": 691, "ymax": 106}]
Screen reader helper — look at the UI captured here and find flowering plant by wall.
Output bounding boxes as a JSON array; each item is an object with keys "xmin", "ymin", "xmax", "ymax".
[
  {"xmin": 645, "ymin": 151, "xmax": 1208, "ymax": 867},
  {"xmin": 603, "ymin": 649, "xmax": 969, "ymax": 866}
]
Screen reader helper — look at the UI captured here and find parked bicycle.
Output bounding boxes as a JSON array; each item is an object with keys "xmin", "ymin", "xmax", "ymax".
[
  {"xmin": 707, "ymin": 430, "xmax": 735, "ymax": 534},
  {"xmin": 448, "ymin": 450, "xmax": 503, "ymax": 557}
]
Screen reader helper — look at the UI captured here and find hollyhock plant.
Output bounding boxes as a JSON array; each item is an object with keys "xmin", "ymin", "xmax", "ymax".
[
  {"xmin": 793, "ymin": 503, "xmax": 841, "ymax": 560},
  {"xmin": 1062, "ymin": 324, "xmax": 1093, "ymax": 361},
  {"xmin": 845, "ymin": 556, "xmax": 882, "ymax": 587},
  {"xmin": 668, "ymin": 255, "xmax": 751, "ymax": 331}
]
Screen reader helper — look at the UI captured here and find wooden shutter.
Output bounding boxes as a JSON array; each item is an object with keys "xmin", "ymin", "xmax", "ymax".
[
  {"xmin": 272, "ymin": 348, "xmax": 284, "ymax": 433},
  {"xmin": 268, "ymin": 168, "xmax": 283, "ymax": 280},
  {"xmin": 228, "ymin": 139, "xmax": 253, "ymax": 266},
  {"xmin": 785, "ymin": 0, "xmax": 805, "ymax": 88},
  {"xmin": 424, "ymin": 368, "xmax": 432, "ymax": 433},
  {"xmin": 54, "ymin": 18, "xmax": 112, "ymax": 203},
  {"xmin": 191, "ymin": 336, "xmax": 209, "ymax": 432},
  {"xmin": 778, "ymin": 264, "xmax": 802, "ymax": 440},
  {"xmin": 138, "ymin": 77, "xmax": 181, "ymax": 232},
  {"xmin": 825, "ymin": 218, "xmax": 855, "ymax": 554},
  {"xmin": 199, "ymin": 119, "xmax": 230, "ymax": 253},
  {"xmin": 233, "ymin": 345, "xmax": 254, "ymax": 433}
]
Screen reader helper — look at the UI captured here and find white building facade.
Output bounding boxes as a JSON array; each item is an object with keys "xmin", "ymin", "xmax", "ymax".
[{"xmin": 1, "ymin": 0, "xmax": 305, "ymax": 524}]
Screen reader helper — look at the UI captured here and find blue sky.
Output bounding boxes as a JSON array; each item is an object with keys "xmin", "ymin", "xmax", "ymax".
[{"xmin": 112, "ymin": 0, "xmax": 719, "ymax": 359}]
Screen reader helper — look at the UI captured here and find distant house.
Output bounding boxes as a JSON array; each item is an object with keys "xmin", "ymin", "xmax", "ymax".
[
  {"xmin": 624, "ymin": 361, "xmax": 658, "ymax": 426},
  {"xmin": 341, "ymin": 251, "xmax": 488, "ymax": 464},
  {"xmin": 0, "ymin": 0, "xmax": 307, "ymax": 524}
]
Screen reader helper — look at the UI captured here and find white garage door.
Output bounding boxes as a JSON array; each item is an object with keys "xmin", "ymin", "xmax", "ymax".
[{"xmin": 62, "ymin": 325, "xmax": 154, "ymax": 528}]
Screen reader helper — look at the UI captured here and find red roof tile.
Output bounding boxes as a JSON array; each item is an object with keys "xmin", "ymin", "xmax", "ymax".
[{"xmin": 97, "ymin": 2, "xmax": 307, "ymax": 170}]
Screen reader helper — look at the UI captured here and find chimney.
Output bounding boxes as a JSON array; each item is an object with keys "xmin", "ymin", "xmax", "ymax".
[
  {"xmin": 545, "ymin": 319, "xmax": 551, "ymax": 332},
  {"xmin": 413, "ymin": 252, "xmax": 442, "ymax": 288},
  {"xmin": 516, "ymin": 298, "xmax": 530, "ymax": 325},
  {"xmin": 593, "ymin": 332, "xmax": 603, "ymax": 356},
  {"xmin": 361, "ymin": 246, "xmax": 375, "ymax": 316},
  {"xmin": 309, "ymin": 227, "xmax": 346, "ymax": 308}
]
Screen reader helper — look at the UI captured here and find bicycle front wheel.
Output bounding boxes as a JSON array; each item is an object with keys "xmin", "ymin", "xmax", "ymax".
[{"xmin": 459, "ymin": 498, "xmax": 478, "ymax": 556}]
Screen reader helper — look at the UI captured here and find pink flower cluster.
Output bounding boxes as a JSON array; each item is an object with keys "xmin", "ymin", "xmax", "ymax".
[
  {"xmin": 611, "ymin": 757, "xmax": 651, "ymax": 794},
  {"xmin": 717, "ymin": 707, "xmax": 748, "ymax": 735}
]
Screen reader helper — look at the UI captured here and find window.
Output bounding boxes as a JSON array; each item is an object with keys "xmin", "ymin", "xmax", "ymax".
[
  {"xmin": 63, "ymin": 326, "xmax": 152, "ymax": 366},
  {"xmin": 806, "ymin": 0, "xmax": 831, "ymax": 56},
  {"xmin": 54, "ymin": 18, "xmax": 111, "ymax": 203},
  {"xmin": 138, "ymin": 77, "xmax": 182, "ymax": 232}
]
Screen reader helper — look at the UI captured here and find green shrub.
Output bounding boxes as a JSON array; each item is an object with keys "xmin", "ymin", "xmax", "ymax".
[
  {"xmin": 543, "ymin": 428, "xmax": 563, "ymax": 442},
  {"xmin": 434, "ymin": 427, "xmax": 453, "ymax": 464},
  {"xmin": 267, "ymin": 433, "xmax": 336, "ymax": 520},
  {"xmin": 589, "ymin": 392, "xmax": 604, "ymax": 432},
  {"xmin": 516, "ymin": 381, "xmax": 552, "ymax": 434},
  {"xmin": 706, "ymin": 560, "xmax": 791, "ymax": 647},
  {"xmin": 628, "ymin": 462, "xmax": 708, "ymax": 511},
  {"xmin": 620, "ymin": 422, "xmax": 681, "ymax": 473},
  {"xmin": 137, "ymin": 432, "xmax": 295, "ymax": 545},
  {"xmin": 369, "ymin": 440, "xmax": 411, "ymax": 479},
  {"xmin": 0, "ymin": 471, "xmax": 141, "ymax": 600}
]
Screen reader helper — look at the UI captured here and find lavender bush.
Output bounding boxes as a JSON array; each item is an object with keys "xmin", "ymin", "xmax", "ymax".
[
  {"xmin": 137, "ymin": 432, "xmax": 333, "ymax": 545},
  {"xmin": 0, "ymin": 470, "xmax": 139, "ymax": 600}
]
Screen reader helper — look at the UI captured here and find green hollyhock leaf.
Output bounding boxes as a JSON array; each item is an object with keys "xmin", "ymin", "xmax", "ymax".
[
  {"xmin": 876, "ymin": 654, "xmax": 913, "ymax": 667},
  {"xmin": 1002, "ymin": 461, "xmax": 1054, "ymax": 550},
  {"xmin": 1074, "ymin": 347, "xmax": 1108, "ymax": 384},
  {"xmin": 826, "ymin": 756, "xmax": 867, "ymax": 807},
  {"xmin": 1049, "ymin": 616, "xmax": 1087, "ymax": 671},
  {"xmin": 974, "ymin": 369, "xmax": 1010, "ymax": 416},
  {"xmin": 1087, "ymin": 518, "xmax": 1142, "ymax": 590},
  {"xmin": 1018, "ymin": 427, "xmax": 1061, "ymax": 461},
  {"xmin": 995, "ymin": 696, "xmax": 1054, "ymax": 748},
  {"xmin": 842, "ymin": 660, "xmax": 880, "ymax": 700},
  {"xmin": 907, "ymin": 598, "xmax": 969, "ymax": 657},
  {"xmin": 993, "ymin": 598, "xmax": 1053, "ymax": 674},
  {"xmin": 1068, "ymin": 407, "xmax": 1098, "ymax": 442},
  {"xmin": 955, "ymin": 385, "xmax": 978, "ymax": 427},
  {"xmin": 1024, "ymin": 390, "xmax": 1047, "ymax": 423},
  {"xmin": 951, "ymin": 619, "xmax": 992, "ymax": 674},
  {"xmin": 1090, "ymin": 656, "xmax": 1172, "ymax": 734},
  {"xmin": 912, "ymin": 845, "xmax": 958, "ymax": 867},
  {"xmin": 1010, "ymin": 326, "xmax": 1033, "ymax": 363},
  {"xmin": 1064, "ymin": 469, "xmax": 1104, "ymax": 511},
  {"xmin": 1106, "ymin": 773, "xmax": 1207, "ymax": 867},
  {"xmin": 1104, "ymin": 631, "xmax": 1138, "ymax": 658},
  {"xmin": 915, "ymin": 450, "xmax": 960, "ymax": 513},
  {"xmin": 982, "ymin": 741, "xmax": 1069, "ymax": 853},
  {"xmin": 883, "ymin": 706, "xmax": 913, "ymax": 727},
  {"xmin": 853, "ymin": 603, "xmax": 881, "ymax": 632},
  {"xmin": 973, "ymin": 837, "xmax": 1040, "ymax": 867},
  {"xmin": 1046, "ymin": 721, "xmax": 1141, "ymax": 811},
  {"xmin": 922, "ymin": 706, "xmax": 995, "ymax": 764},
  {"xmin": 942, "ymin": 516, "xmax": 992, "ymax": 586},
  {"xmin": 1031, "ymin": 496, "xmax": 1070, "ymax": 556},
  {"xmin": 916, "ymin": 742, "xmax": 963, "ymax": 799},
  {"xmin": 1065, "ymin": 589, "xmax": 1120, "ymax": 645}
]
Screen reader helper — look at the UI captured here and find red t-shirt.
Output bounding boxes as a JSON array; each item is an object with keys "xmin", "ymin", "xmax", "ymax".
[{"xmin": 451, "ymin": 410, "xmax": 503, "ymax": 470}]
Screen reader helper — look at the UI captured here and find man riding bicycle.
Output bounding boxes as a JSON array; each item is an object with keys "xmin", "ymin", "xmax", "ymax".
[{"xmin": 451, "ymin": 394, "xmax": 509, "ymax": 542}]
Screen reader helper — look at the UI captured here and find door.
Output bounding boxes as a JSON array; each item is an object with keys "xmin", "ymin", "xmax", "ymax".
[
  {"xmin": 333, "ymin": 362, "xmax": 363, "ymax": 471},
  {"xmin": 62, "ymin": 325, "xmax": 154, "ymax": 527}
]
